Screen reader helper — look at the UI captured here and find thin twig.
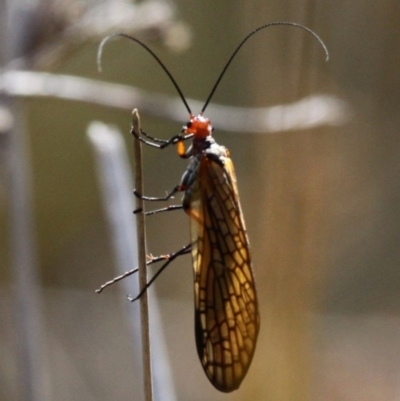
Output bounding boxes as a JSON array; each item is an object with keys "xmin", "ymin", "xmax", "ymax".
[{"xmin": 132, "ymin": 109, "xmax": 153, "ymax": 401}]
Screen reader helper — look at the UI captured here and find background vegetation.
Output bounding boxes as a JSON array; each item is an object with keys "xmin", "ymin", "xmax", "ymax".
[{"xmin": 1, "ymin": 1, "xmax": 399, "ymax": 400}]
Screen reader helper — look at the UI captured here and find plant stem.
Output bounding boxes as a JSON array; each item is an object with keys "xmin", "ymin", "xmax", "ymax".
[{"xmin": 132, "ymin": 109, "xmax": 153, "ymax": 401}]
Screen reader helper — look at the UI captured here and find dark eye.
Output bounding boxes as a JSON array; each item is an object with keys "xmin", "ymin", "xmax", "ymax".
[{"xmin": 186, "ymin": 121, "xmax": 192, "ymax": 128}]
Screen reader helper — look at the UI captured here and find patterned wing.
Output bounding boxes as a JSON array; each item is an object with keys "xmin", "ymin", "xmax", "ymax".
[{"xmin": 186, "ymin": 152, "xmax": 260, "ymax": 392}]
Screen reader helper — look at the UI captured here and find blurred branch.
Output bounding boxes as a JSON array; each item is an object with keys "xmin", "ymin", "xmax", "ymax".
[
  {"xmin": 3, "ymin": 1, "xmax": 50, "ymax": 401},
  {"xmin": 0, "ymin": 107, "xmax": 13, "ymax": 194},
  {"xmin": 6, "ymin": 102, "xmax": 50, "ymax": 401},
  {"xmin": 87, "ymin": 121, "xmax": 176, "ymax": 401},
  {"xmin": 8, "ymin": 0, "xmax": 191, "ymax": 70},
  {"xmin": 0, "ymin": 70, "xmax": 349, "ymax": 133}
]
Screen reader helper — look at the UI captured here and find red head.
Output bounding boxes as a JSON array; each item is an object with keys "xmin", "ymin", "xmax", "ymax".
[{"xmin": 183, "ymin": 114, "xmax": 213, "ymax": 139}]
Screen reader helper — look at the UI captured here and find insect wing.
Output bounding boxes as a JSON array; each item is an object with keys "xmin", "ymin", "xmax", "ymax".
[{"xmin": 187, "ymin": 153, "xmax": 260, "ymax": 392}]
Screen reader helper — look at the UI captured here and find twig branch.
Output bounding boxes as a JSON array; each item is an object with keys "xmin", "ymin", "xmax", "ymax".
[
  {"xmin": 132, "ymin": 109, "xmax": 153, "ymax": 401},
  {"xmin": 0, "ymin": 70, "xmax": 349, "ymax": 133}
]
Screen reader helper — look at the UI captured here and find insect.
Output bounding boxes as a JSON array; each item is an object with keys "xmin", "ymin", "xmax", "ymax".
[{"xmin": 96, "ymin": 22, "xmax": 328, "ymax": 392}]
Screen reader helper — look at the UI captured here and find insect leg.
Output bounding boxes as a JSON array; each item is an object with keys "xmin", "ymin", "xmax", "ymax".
[
  {"xmin": 131, "ymin": 126, "xmax": 193, "ymax": 150},
  {"xmin": 127, "ymin": 243, "xmax": 192, "ymax": 302},
  {"xmin": 133, "ymin": 184, "xmax": 184, "ymax": 214},
  {"xmin": 134, "ymin": 204, "xmax": 184, "ymax": 216},
  {"xmin": 139, "ymin": 129, "xmax": 171, "ymax": 144},
  {"xmin": 96, "ymin": 267, "xmax": 139, "ymax": 293},
  {"xmin": 133, "ymin": 185, "xmax": 182, "ymax": 202},
  {"xmin": 95, "ymin": 244, "xmax": 191, "ymax": 294}
]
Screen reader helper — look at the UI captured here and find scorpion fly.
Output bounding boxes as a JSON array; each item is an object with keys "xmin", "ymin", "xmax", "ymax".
[{"xmin": 96, "ymin": 22, "xmax": 329, "ymax": 392}]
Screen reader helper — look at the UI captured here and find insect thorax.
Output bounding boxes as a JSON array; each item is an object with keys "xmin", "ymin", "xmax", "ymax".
[{"xmin": 181, "ymin": 136, "xmax": 228, "ymax": 211}]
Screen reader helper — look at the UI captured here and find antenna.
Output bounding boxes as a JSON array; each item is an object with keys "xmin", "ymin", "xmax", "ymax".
[
  {"xmin": 98, "ymin": 24, "xmax": 329, "ymax": 118},
  {"xmin": 97, "ymin": 33, "xmax": 192, "ymax": 115},
  {"xmin": 201, "ymin": 22, "xmax": 329, "ymax": 113}
]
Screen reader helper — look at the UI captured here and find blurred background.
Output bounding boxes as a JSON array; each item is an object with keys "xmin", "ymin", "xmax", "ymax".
[{"xmin": 1, "ymin": 0, "xmax": 400, "ymax": 400}]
